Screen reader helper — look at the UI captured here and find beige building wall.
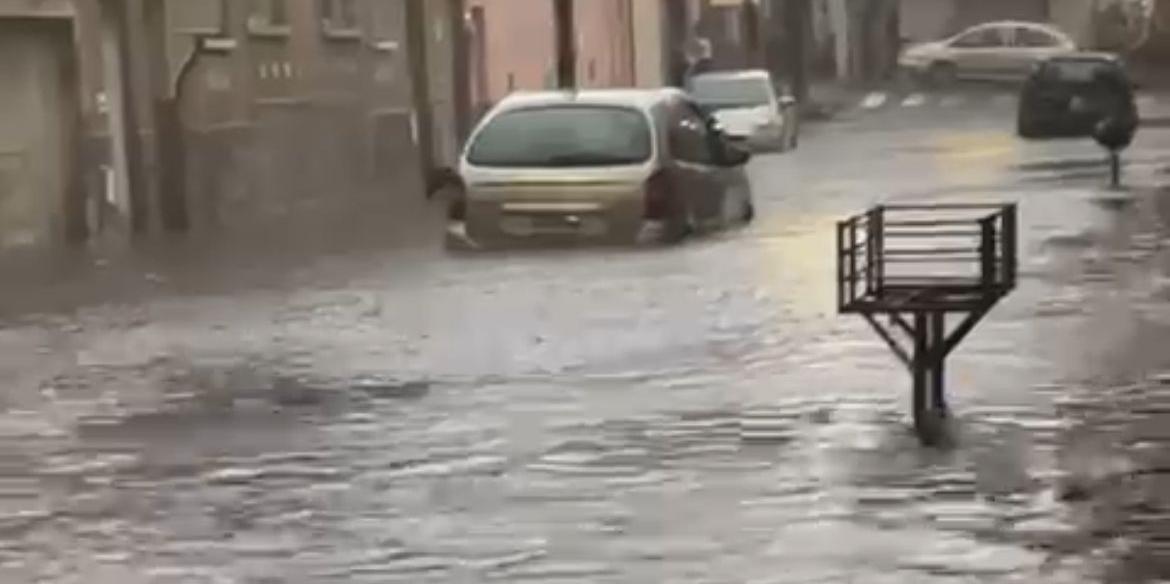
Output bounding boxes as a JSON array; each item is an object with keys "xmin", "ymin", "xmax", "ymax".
[
  {"xmin": 1050, "ymin": 0, "xmax": 1098, "ymax": 47},
  {"xmin": 469, "ymin": 0, "xmax": 555, "ymax": 102},
  {"xmin": 0, "ymin": 16, "xmax": 79, "ymax": 248},
  {"xmin": 631, "ymin": 0, "xmax": 666, "ymax": 87},
  {"xmin": 900, "ymin": 0, "xmax": 957, "ymax": 42},
  {"xmin": 468, "ymin": 0, "xmax": 638, "ymax": 103}
]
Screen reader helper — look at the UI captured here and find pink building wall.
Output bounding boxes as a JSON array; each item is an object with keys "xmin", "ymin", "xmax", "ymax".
[{"xmin": 468, "ymin": 0, "xmax": 636, "ymax": 108}]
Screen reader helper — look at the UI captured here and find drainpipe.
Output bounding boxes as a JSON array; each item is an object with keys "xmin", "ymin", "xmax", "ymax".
[
  {"xmin": 144, "ymin": 0, "xmax": 193, "ymax": 234},
  {"xmin": 109, "ymin": 0, "xmax": 151, "ymax": 236},
  {"xmin": 828, "ymin": 0, "xmax": 850, "ymax": 82},
  {"xmin": 405, "ymin": 0, "xmax": 438, "ymax": 195},
  {"xmin": 450, "ymin": 0, "xmax": 472, "ymax": 143},
  {"xmin": 554, "ymin": 0, "xmax": 577, "ymax": 89}
]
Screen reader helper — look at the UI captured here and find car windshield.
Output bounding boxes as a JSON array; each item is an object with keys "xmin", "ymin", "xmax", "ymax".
[
  {"xmin": 689, "ymin": 76, "xmax": 772, "ymax": 109},
  {"xmin": 466, "ymin": 105, "xmax": 652, "ymax": 168}
]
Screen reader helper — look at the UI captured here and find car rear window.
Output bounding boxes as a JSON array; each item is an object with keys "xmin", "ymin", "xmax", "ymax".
[
  {"xmin": 688, "ymin": 76, "xmax": 772, "ymax": 108},
  {"xmin": 1048, "ymin": 60, "xmax": 1113, "ymax": 83},
  {"xmin": 466, "ymin": 105, "xmax": 652, "ymax": 168}
]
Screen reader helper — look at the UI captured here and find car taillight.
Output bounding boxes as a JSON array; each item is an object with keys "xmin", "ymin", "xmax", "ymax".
[{"xmin": 643, "ymin": 171, "xmax": 671, "ymax": 220}]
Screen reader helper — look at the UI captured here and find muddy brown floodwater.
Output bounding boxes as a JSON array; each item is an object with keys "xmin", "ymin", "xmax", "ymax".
[{"xmin": 1, "ymin": 94, "xmax": 1170, "ymax": 583}]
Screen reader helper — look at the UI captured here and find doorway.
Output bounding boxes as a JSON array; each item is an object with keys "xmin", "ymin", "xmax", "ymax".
[{"xmin": 0, "ymin": 19, "xmax": 80, "ymax": 248}]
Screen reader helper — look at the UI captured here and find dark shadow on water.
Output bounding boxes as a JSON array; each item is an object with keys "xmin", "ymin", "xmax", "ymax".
[{"xmin": 0, "ymin": 200, "xmax": 448, "ymax": 320}]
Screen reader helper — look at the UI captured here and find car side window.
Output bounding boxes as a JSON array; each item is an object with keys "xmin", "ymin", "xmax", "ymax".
[
  {"xmin": 952, "ymin": 27, "xmax": 1006, "ymax": 48},
  {"xmin": 669, "ymin": 101, "xmax": 715, "ymax": 165},
  {"xmin": 1016, "ymin": 28, "xmax": 1060, "ymax": 48}
]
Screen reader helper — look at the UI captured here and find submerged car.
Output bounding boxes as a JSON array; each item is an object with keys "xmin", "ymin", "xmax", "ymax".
[
  {"xmin": 450, "ymin": 88, "xmax": 754, "ymax": 247},
  {"xmin": 687, "ymin": 69, "xmax": 799, "ymax": 151},
  {"xmin": 1017, "ymin": 53, "xmax": 1136, "ymax": 139},
  {"xmin": 899, "ymin": 21, "xmax": 1076, "ymax": 85}
]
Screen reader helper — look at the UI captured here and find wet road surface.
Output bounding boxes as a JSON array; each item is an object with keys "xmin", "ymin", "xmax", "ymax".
[{"xmin": 3, "ymin": 92, "xmax": 1170, "ymax": 582}]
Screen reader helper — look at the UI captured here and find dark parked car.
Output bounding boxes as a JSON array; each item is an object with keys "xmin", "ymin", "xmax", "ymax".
[{"xmin": 1017, "ymin": 53, "xmax": 1137, "ymax": 139}]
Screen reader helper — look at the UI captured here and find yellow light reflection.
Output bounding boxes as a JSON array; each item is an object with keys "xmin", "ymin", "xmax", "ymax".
[
  {"xmin": 757, "ymin": 211, "xmax": 841, "ymax": 319},
  {"xmin": 929, "ymin": 131, "xmax": 1021, "ymax": 184}
]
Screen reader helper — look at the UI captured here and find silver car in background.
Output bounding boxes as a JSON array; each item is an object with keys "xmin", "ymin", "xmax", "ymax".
[
  {"xmin": 899, "ymin": 21, "xmax": 1077, "ymax": 86},
  {"xmin": 453, "ymin": 89, "xmax": 754, "ymax": 247},
  {"xmin": 687, "ymin": 70, "xmax": 799, "ymax": 151}
]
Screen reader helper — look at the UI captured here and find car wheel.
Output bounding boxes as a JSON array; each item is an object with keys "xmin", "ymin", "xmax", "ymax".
[
  {"xmin": 742, "ymin": 197, "xmax": 755, "ymax": 224},
  {"xmin": 721, "ymin": 187, "xmax": 753, "ymax": 227},
  {"xmin": 928, "ymin": 62, "xmax": 957, "ymax": 88},
  {"xmin": 1017, "ymin": 113, "xmax": 1041, "ymax": 139},
  {"xmin": 663, "ymin": 198, "xmax": 695, "ymax": 243},
  {"xmin": 776, "ymin": 127, "xmax": 791, "ymax": 152}
]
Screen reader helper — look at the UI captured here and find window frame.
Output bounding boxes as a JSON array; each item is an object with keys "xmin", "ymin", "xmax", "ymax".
[
  {"xmin": 320, "ymin": 0, "xmax": 362, "ymax": 41},
  {"xmin": 1015, "ymin": 26, "xmax": 1062, "ymax": 48},
  {"xmin": 951, "ymin": 26, "xmax": 1008, "ymax": 49},
  {"xmin": 168, "ymin": 0, "xmax": 231, "ymax": 38},
  {"xmin": 248, "ymin": 0, "xmax": 292, "ymax": 38}
]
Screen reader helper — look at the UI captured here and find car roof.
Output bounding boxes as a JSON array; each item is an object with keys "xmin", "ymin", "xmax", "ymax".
[
  {"xmin": 494, "ymin": 88, "xmax": 684, "ymax": 113},
  {"xmin": 962, "ymin": 20, "xmax": 1073, "ymax": 39},
  {"xmin": 972, "ymin": 20, "xmax": 1063, "ymax": 30},
  {"xmin": 689, "ymin": 69, "xmax": 771, "ymax": 82}
]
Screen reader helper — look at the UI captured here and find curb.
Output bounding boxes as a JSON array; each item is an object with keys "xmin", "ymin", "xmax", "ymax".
[{"xmin": 1142, "ymin": 116, "xmax": 1170, "ymax": 128}]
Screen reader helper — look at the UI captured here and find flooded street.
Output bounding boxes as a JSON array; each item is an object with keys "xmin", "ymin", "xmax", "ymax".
[{"xmin": 3, "ymin": 95, "xmax": 1170, "ymax": 582}]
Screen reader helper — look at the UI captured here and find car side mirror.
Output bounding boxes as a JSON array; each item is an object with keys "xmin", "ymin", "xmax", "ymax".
[{"xmin": 717, "ymin": 140, "xmax": 751, "ymax": 167}]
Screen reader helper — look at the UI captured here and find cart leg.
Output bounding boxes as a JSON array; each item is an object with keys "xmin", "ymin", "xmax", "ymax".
[
  {"xmin": 912, "ymin": 312, "xmax": 948, "ymax": 445},
  {"xmin": 930, "ymin": 312, "xmax": 948, "ymax": 418},
  {"xmin": 911, "ymin": 313, "xmax": 933, "ymax": 443}
]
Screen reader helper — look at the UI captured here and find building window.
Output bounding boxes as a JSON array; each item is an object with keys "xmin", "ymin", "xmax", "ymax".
[
  {"xmin": 321, "ymin": 0, "xmax": 360, "ymax": 37},
  {"xmin": 169, "ymin": 0, "xmax": 228, "ymax": 36},
  {"xmin": 248, "ymin": 0, "xmax": 291, "ymax": 36}
]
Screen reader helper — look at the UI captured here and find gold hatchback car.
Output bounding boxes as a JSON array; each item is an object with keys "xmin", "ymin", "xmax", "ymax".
[{"xmin": 449, "ymin": 88, "xmax": 754, "ymax": 247}]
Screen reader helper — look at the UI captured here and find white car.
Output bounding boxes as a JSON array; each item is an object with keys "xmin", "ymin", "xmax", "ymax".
[
  {"xmin": 687, "ymin": 70, "xmax": 799, "ymax": 152},
  {"xmin": 899, "ymin": 21, "xmax": 1077, "ymax": 85}
]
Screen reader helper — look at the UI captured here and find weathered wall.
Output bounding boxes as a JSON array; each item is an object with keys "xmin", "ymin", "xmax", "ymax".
[
  {"xmin": 468, "ymin": 0, "xmax": 555, "ymax": 101},
  {"xmin": 2, "ymin": 0, "xmax": 434, "ymax": 248},
  {"xmin": 171, "ymin": 0, "xmax": 427, "ymax": 235},
  {"xmin": 1049, "ymin": 0, "xmax": 1096, "ymax": 46},
  {"xmin": 899, "ymin": 0, "xmax": 956, "ymax": 42},
  {"xmin": 0, "ymin": 19, "xmax": 78, "ymax": 248},
  {"xmin": 576, "ymin": 0, "xmax": 636, "ymax": 88},
  {"xmin": 631, "ymin": 0, "xmax": 666, "ymax": 87},
  {"xmin": 467, "ymin": 0, "xmax": 638, "ymax": 103},
  {"xmin": 952, "ymin": 0, "xmax": 1048, "ymax": 30}
]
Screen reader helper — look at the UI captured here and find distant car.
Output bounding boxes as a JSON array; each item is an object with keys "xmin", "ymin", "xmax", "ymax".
[
  {"xmin": 687, "ymin": 70, "xmax": 799, "ymax": 152},
  {"xmin": 899, "ymin": 21, "xmax": 1077, "ymax": 85},
  {"xmin": 451, "ymin": 88, "xmax": 754, "ymax": 247},
  {"xmin": 1017, "ymin": 53, "xmax": 1137, "ymax": 139}
]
